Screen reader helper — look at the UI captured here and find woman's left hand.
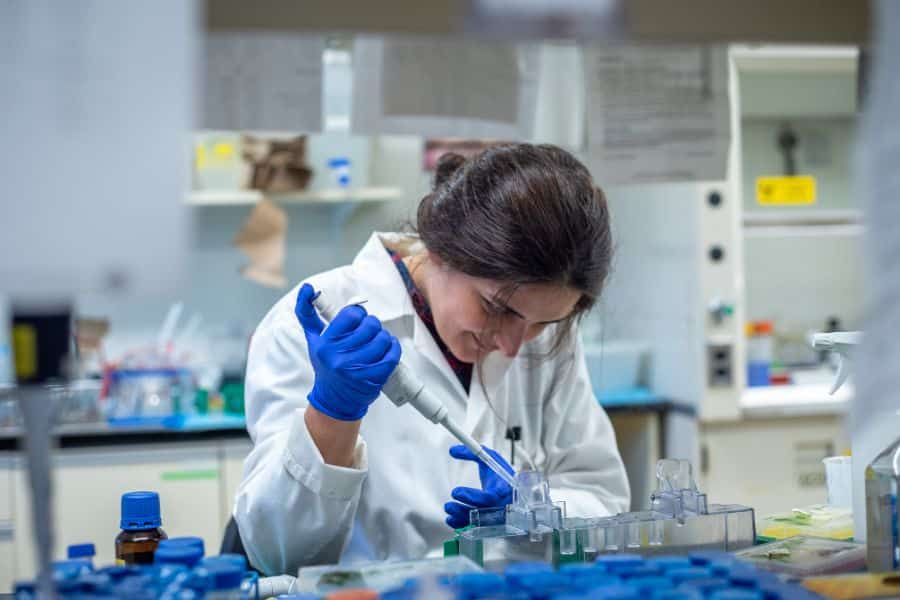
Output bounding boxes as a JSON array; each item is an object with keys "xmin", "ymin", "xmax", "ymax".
[{"xmin": 444, "ymin": 445, "xmax": 515, "ymax": 529}]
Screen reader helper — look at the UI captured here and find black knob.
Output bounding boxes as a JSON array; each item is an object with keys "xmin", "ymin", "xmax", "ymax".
[
  {"xmin": 709, "ymin": 246, "xmax": 725, "ymax": 262},
  {"xmin": 708, "ymin": 191, "xmax": 722, "ymax": 207}
]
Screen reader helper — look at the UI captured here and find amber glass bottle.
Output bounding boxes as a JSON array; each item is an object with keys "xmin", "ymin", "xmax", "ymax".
[{"xmin": 115, "ymin": 491, "xmax": 167, "ymax": 565}]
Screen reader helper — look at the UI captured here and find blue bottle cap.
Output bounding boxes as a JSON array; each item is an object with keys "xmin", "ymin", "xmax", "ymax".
[
  {"xmin": 709, "ymin": 560, "xmax": 737, "ymax": 576},
  {"xmin": 67, "ymin": 543, "xmax": 96, "ymax": 559},
  {"xmin": 689, "ymin": 551, "xmax": 736, "ymax": 566},
  {"xmin": 455, "ymin": 572, "xmax": 505, "ymax": 594},
  {"xmin": 595, "ymin": 554, "xmax": 644, "ymax": 571},
  {"xmin": 52, "ymin": 559, "xmax": 93, "ymax": 579},
  {"xmin": 621, "ymin": 564, "xmax": 664, "ymax": 578},
  {"xmin": 159, "ymin": 536, "xmax": 205, "ymax": 552},
  {"xmin": 586, "ymin": 583, "xmax": 641, "ymax": 599},
  {"xmin": 560, "ymin": 562, "xmax": 605, "ymax": 573},
  {"xmin": 667, "ymin": 567, "xmax": 713, "ymax": 584},
  {"xmin": 13, "ymin": 581, "xmax": 36, "ymax": 594},
  {"xmin": 97, "ymin": 565, "xmax": 141, "ymax": 582},
  {"xmin": 77, "ymin": 573, "xmax": 113, "ymax": 593},
  {"xmin": 680, "ymin": 577, "xmax": 732, "ymax": 595},
  {"xmin": 709, "ymin": 589, "xmax": 764, "ymax": 600},
  {"xmin": 154, "ymin": 544, "xmax": 203, "ymax": 567},
  {"xmin": 728, "ymin": 567, "xmax": 764, "ymax": 588},
  {"xmin": 505, "ymin": 561, "xmax": 553, "ymax": 586},
  {"xmin": 630, "ymin": 575, "xmax": 674, "ymax": 592},
  {"xmin": 576, "ymin": 573, "xmax": 625, "ymax": 590},
  {"xmin": 652, "ymin": 590, "xmax": 704, "ymax": 600},
  {"xmin": 513, "ymin": 571, "xmax": 570, "ymax": 591},
  {"xmin": 205, "ymin": 562, "xmax": 244, "ymax": 590},
  {"xmin": 120, "ymin": 491, "xmax": 162, "ymax": 530},
  {"xmin": 505, "ymin": 561, "xmax": 553, "ymax": 576},
  {"xmin": 202, "ymin": 552, "xmax": 247, "ymax": 571},
  {"xmin": 650, "ymin": 556, "xmax": 694, "ymax": 571}
]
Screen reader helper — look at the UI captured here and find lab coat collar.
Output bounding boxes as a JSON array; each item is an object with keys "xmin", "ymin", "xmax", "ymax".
[
  {"xmin": 350, "ymin": 232, "xmax": 422, "ymax": 324},
  {"xmin": 350, "ymin": 232, "xmax": 514, "ymax": 400}
]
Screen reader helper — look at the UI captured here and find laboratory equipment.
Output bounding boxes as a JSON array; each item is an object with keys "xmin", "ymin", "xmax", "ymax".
[
  {"xmin": 154, "ymin": 544, "xmax": 203, "ymax": 568},
  {"xmin": 822, "ymin": 456, "xmax": 853, "ymax": 508},
  {"xmin": 14, "ymin": 552, "xmax": 261, "ymax": 599},
  {"xmin": 446, "ymin": 459, "xmax": 756, "ymax": 567},
  {"xmin": 294, "ymin": 556, "xmax": 482, "ymax": 595},
  {"xmin": 377, "ymin": 553, "xmax": 821, "ymax": 600},
  {"xmin": 864, "ymin": 432, "xmax": 900, "ymax": 571},
  {"xmin": 756, "ymin": 505, "xmax": 854, "ymax": 542},
  {"xmin": 205, "ymin": 562, "xmax": 245, "ymax": 600},
  {"xmin": 105, "ymin": 368, "xmax": 197, "ymax": 426},
  {"xmin": 115, "ymin": 491, "xmax": 168, "ymax": 566},
  {"xmin": 67, "ymin": 543, "xmax": 96, "ymax": 566},
  {"xmin": 746, "ymin": 321, "xmax": 774, "ymax": 387},
  {"xmin": 49, "ymin": 380, "xmax": 104, "ymax": 425},
  {"xmin": 810, "ymin": 331, "xmax": 861, "ymax": 394},
  {"xmin": 311, "ymin": 292, "xmax": 520, "ymax": 494},
  {"xmin": 733, "ymin": 536, "xmax": 866, "ymax": 576},
  {"xmin": 328, "ymin": 156, "xmax": 352, "ymax": 187}
]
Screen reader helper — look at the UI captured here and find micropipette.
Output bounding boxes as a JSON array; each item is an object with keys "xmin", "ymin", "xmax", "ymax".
[{"xmin": 311, "ymin": 293, "xmax": 520, "ymax": 493}]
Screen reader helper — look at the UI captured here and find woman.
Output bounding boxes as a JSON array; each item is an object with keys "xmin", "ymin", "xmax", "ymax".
[{"xmin": 233, "ymin": 143, "xmax": 630, "ymax": 575}]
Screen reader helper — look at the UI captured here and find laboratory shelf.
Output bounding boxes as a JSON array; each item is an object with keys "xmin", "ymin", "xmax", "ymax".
[
  {"xmin": 185, "ymin": 186, "xmax": 403, "ymax": 206},
  {"xmin": 740, "ymin": 382, "xmax": 853, "ymax": 418},
  {"xmin": 0, "ymin": 418, "xmax": 248, "ymax": 451}
]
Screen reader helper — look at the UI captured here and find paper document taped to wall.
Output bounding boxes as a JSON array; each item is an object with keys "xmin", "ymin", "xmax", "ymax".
[
  {"xmin": 352, "ymin": 37, "xmax": 539, "ymax": 139},
  {"xmin": 204, "ymin": 32, "xmax": 324, "ymax": 132},
  {"xmin": 585, "ymin": 45, "xmax": 731, "ymax": 184},
  {"xmin": 233, "ymin": 199, "xmax": 288, "ymax": 289}
]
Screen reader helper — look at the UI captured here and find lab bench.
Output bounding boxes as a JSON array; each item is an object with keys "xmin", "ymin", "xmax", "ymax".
[
  {"xmin": 0, "ymin": 424, "xmax": 252, "ymax": 590},
  {"xmin": 0, "ymin": 395, "xmax": 689, "ymax": 590}
]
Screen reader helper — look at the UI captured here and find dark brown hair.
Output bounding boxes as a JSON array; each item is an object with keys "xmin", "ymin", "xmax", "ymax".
[{"xmin": 415, "ymin": 143, "xmax": 612, "ymax": 355}]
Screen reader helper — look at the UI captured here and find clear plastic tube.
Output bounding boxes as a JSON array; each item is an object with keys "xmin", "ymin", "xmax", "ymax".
[{"xmin": 441, "ymin": 416, "xmax": 520, "ymax": 492}]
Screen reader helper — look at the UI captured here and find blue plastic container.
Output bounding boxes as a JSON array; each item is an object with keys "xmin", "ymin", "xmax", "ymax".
[
  {"xmin": 650, "ymin": 556, "xmax": 694, "ymax": 571},
  {"xmin": 667, "ymin": 567, "xmax": 714, "ymax": 584},
  {"xmin": 710, "ymin": 589, "xmax": 765, "ymax": 600},
  {"xmin": 595, "ymin": 554, "xmax": 644, "ymax": 572},
  {"xmin": 154, "ymin": 544, "xmax": 203, "ymax": 568}
]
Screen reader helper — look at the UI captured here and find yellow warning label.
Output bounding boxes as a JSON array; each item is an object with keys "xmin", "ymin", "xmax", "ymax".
[
  {"xmin": 12, "ymin": 324, "xmax": 37, "ymax": 380},
  {"xmin": 756, "ymin": 176, "xmax": 817, "ymax": 206}
]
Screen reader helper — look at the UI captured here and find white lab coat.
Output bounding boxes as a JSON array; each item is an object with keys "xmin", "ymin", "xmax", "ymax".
[{"xmin": 233, "ymin": 232, "xmax": 630, "ymax": 576}]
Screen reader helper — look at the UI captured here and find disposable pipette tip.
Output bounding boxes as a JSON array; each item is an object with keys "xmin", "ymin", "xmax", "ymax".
[{"xmin": 478, "ymin": 449, "xmax": 519, "ymax": 491}]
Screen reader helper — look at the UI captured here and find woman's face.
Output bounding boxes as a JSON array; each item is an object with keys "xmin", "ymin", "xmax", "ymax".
[{"xmin": 419, "ymin": 255, "xmax": 582, "ymax": 363}]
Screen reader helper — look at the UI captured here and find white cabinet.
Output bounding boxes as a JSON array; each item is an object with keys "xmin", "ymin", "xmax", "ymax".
[
  {"xmin": 13, "ymin": 443, "xmax": 223, "ymax": 580},
  {"xmin": 700, "ymin": 414, "xmax": 843, "ymax": 517}
]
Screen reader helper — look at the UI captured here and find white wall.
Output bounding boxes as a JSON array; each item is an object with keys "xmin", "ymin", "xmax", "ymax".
[
  {"xmin": 587, "ymin": 182, "xmax": 704, "ymax": 460},
  {"xmin": 74, "ymin": 135, "xmax": 427, "ymax": 364}
]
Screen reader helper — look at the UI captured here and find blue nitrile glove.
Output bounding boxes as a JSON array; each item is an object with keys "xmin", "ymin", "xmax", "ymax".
[
  {"xmin": 294, "ymin": 283, "xmax": 402, "ymax": 421},
  {"xmin": 444, "ymin": 444, "xmax": 515, "ymax": 529}
]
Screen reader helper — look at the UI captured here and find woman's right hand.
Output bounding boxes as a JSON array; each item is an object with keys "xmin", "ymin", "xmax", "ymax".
[{"xmin": 295, "ymin": 283, "xmax": 402, "ymax": 422}]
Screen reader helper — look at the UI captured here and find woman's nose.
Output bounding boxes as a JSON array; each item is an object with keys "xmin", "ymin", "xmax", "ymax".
[{"xmin": 494, "ymin": 321, "xmax": 527, "ymax": 358}]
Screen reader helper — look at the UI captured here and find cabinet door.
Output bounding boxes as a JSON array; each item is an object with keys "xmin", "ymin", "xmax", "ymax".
[
  {"xmin": 220, "ymin": 438, "xmax": 252, "ymax": 530},
  {"xmin": 700, "ymin": 415, "xmax": 842, "ymax": 517},
  {"xmin": 14, "ymin": 443, "xmax": 222, "ymax": 578}
]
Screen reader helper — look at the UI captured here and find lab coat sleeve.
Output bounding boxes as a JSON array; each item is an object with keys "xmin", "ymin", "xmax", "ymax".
[
  {"xmin": 540, "ymin": 338, "xmax": 631, "ymax": 518},
  {"xmin": 233, "ymin": 302, "xmax": 369, "ymax": 575}
]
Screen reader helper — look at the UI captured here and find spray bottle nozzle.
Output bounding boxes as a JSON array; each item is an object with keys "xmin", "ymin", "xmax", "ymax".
[{"xmin": 811, "ymin": 331, "xmax": 862, "ymax": 394}]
